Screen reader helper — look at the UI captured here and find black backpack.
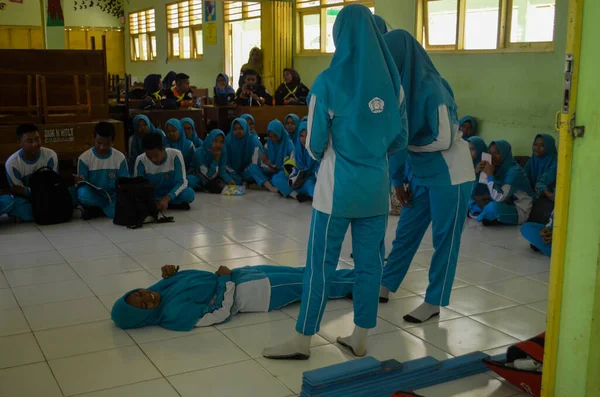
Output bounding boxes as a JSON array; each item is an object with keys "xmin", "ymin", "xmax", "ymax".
[
  {"xmin": 29, "ymin": 167, "xmax": 73, "ymax": 225},
  {"xmin": 113, "ymin": 177, "xmax": 173, "ymax": 229}
]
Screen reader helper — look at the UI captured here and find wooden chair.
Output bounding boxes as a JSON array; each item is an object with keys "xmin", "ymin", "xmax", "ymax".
[
  {"xmin": 41, "ymin": 74, "xmax": 93, "ymax": 123},
  {"xmin": 192, "ymin": 88, "xmax": 210, "ymax": 105},
  {"xmin": 0, "ymin": 74, "xmax": 43, "ymax": 125}
]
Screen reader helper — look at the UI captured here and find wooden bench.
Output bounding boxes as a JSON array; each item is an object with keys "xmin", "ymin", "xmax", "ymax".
[
  {"xmin": 202, "ymin": 105, "xmax": 237, "ymax": 133},
  {"xmin": 235, "ymin": 105, "xmax": 308, "ymax": 136}
]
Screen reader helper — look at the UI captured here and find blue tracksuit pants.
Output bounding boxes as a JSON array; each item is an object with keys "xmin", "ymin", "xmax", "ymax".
[
  {"xmin": 154, "ymin": 187, "xmax": 195, "ymax": 205},
  {"xmin": 77, "ymin": 185, "xmax": 116, "ymax": 219},
  {"xmin": 296, "ymin": 209, "xmax": 387, "ymax": 336},
  {"xmin": 0, "ymin": 195, "xmax": 15, "ymax": 217},
  {"xmin": 520, "ymin": 222, "xmax": 552, "ymax": 257},
  {"xmin": 271, "ymin": 170, "xmax": 316, "ymax": 198},
  {"xmin": 477, "ymin": 201, "xmax": 520, "ymax": 225},
  {"xmin": 382, "ymin": 182, "xmax": 471, "ymax": 307}
]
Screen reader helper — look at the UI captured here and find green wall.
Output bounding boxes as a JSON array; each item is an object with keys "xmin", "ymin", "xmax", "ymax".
[
  {"xmin": 0, "ymin": 0, "xmax": 42, "ymax": 26},
  {"xmin": 123, "ymin": 0, "xmax": 224, "ymax": 90},
  {"xmin": 555, "ymin": 0, "xmax": 600, "ymax": 395},
  {"xmin": 294, "ymin": 0, "xmax": 567, "ymax": 155}
]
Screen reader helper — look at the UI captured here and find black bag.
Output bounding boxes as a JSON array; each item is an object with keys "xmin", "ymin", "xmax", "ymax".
[
  {"xmin": 113, "ymin": 177, "xmax": 173, "ymax": 229},
  {"xmin": 29, "ymin": 166, "xmax": 73, "ymax": 225},
  {"xmin": 528, "ymin": 195, "xmax": 554, "ymax": 225}
]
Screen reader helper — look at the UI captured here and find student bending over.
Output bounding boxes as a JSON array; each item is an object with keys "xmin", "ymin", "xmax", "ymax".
[
  {"xmin": 134, "ymin": 133, "xmax": 195, "ymax": 211},
  {"xmin": 75, "ymin": 122, "xmax": 129, "ymax": 220},
  {"xmin": 476, "ymin": 140, "xmax": 534, "ymax": 225},
  {"xmin": 188, "ymin": 129, "xmax": 231, "ymax": 193},
  {"xmin": 521, "ymin": 211, "xmax": 553, "ymax": 257},
  {"xmin": 111, "ymin": 264, "xmax": 354, "ymax": 332}
]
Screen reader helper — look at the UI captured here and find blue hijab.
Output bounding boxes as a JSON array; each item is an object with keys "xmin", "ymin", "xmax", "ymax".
[
  {"xmin": 294, "ymin": 121, "xmax": 318, "ymax": 173},
  {"xmin": 468, "ymin": 136, "xmax": 487, "ymax": 167},
  {"xmin": 310, "ymin": 4, "xmax": 403, "ymax": 157},
  {"xmin": 301, "ymin": 116, "xmax": 308, "ymax": 124},
  {"xmin": 460, "ymin": 116, "xmax": 478, "ymax": 140},
  {"xmin": 491, "ymin": 140, "xmax": 534, "ymax": 195},
  {"xmin": 266, "ymin": 119, "xmax": 294, "ymax": 167},
  {"xmin": 130, "ymin": 115, "xmax": 164, "ymax": 170},
  {"xmin": 164, "ymin": 118, "xmax": 194, "ymax": 167},
  {"xmin": 240, "ymin": 114, "xmax": 257, "ymax": 134},
  {"xmin": 284, "ymin": 113, "xmax": 301, "ymax": 143},
  {"xmin": 215, "ymin": 73, "xmax": 235, "ymax": 96},
  {"xmin": 384, "ymin": 29, "xmax": 456, "ymax": 146},
  {"xmin": 373, "ymin": 15, "xmax": 390, "ymax": 34},
  {"xmin": 226, "ymin": 118, "xmax": 261, "ymax": 173},
  {"xmin": 180, "ymin": 117, "xmax": 203, "ymax": 148},
  {"xmin": 111, "ymin": 270, "xmax": 221, "ymax": 331},
  {"xmin": 203, "ymin": 129, "xmax": 225, "ymax": 165},
  {"xmin": 525, "ymin": 133, "xmax": 557, "ymax": 188}
]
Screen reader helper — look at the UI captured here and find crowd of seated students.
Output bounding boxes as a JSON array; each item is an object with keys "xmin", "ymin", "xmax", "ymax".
[{"xmin": 460, "ymin": 116, "xmax": 557, "ymax": 257}]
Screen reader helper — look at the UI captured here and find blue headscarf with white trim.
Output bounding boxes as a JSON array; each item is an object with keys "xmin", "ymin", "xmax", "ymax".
[{"xmin": 266, "ymin": 119, "xmax": 294, "ymax": 167}]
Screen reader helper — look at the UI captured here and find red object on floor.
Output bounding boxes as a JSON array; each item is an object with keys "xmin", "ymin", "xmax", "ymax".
[{"xmin": 391, "ymin": 392, "xmax": 424, "ymax": 397}]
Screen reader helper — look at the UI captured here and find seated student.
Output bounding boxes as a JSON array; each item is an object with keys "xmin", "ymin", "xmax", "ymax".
[
  {"xmin": 163, "ymin": 71, "xmax": 177, "ymax": 91},
  {"xmin": 164, "ymin": 119, "xmax": 194, "ymax": 170},
  {"xmin": 256, "ymin": 119, "xmax": 294, "ymax": 193},
  {"xmin": 301, "ymin": 116, "xmax": 308, "ymax": 124},
  {"xmin": 224, "ymin": 118, "xmax": 264, "ymax": 186},
  {"xmin": 476, "ymin": 140, "xmax": 535, "ymax": 225},
  {"xmin": 234, "ymin": 69, "xmax": 273, "ymax": 107},
  {"xmin": 459, "ymin": 116, "xmax": 477, "ymax": 140},
  {"xmin": 271, "ymin": 121, "xmax": 317, "ymax": 202},
  {"xmin": 213, "ymin": 73, "xmax": 236, "ymax": 106},
  {"xmin": 180, "ymin": 117, "xmax": 203, "ymax": 149},
  {"xmin": 5, "ymin": 124, "xmax": 60, "ymax": 221},
  {"xmin": 75, "ymin": 122, "xmax": 129, "ymax": 220},
  {"xmin": 239, "ymin": 47, "xmax": 264, "ymax": 88},
  {"xmin": 521, "ymin": 211, "xmax": 554, "ymax": 257},
  {"xmin": 128, "ymin": 115, "xmax": 165, "ymax": 173},
  {"xmin": 143, "ymin": 74, "xmax": 164, "ymax": 105},
  {"xmin": 188, "ymin": 129, "xmax": 231, "ymax": 193},
  {"xmin": 0, "ymin": 195, "xmax": 15, "ymax": 218},
  {"xmin": 163, "ymin": 73, "xmax": 195, "ymax": 108},
  {"xmin": 283, "ymin": 113, "xmax": 301, "ymax": 143},
  {"xmin": 467, "ymin": 136, "xmax": 491, "ymax": 217},
  {"xmin": 134, "ymin": 133, "xmax": 195, "ymax": 211},
  {"xmin": 274, "ymin": 68, "xmax": 310, "ymax": 106},
  {"xmin": 111, "ymin": 264, "xmax": 354, "ymax": 331},
  {"xmin": 524, "ymin": 133, "xmax": 557, "ymax": 192}
]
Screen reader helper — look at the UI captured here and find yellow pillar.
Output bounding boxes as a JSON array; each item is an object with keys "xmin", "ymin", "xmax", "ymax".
[{"xmin": 260, "ymin": 0, "xmax": 293, "ymax": 95}]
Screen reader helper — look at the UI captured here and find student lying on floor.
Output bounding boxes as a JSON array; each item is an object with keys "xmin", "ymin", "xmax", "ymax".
[
  {"xmin": 164, "ymin": 118, "xmax": 194, "ymax": 170},
  {"xmin": 521, "ymin": 211, "xmax": 554, "ymax": 257},
  {"xmin": 459, "ymin": 116, "xmax": 477, "ymax": 140},
  {"xmin": 180, "ymin": 117, "xmax": 203, "ymax": 149},
  {"xmin": 5, "ymin": 124, "xmax": 60, "ymax": 221},
  {"xmin": 467, "ymin": 136, "xmax": 491, "ymax": 218},
  {"xmin": 524, "ymin": 133, "xmax": 557, "ymax": 192},
  {"xmin": 476, "ymin": 140, "xmax": 534, "ymax": 225},
  {"xmin": 188, "ymin": 129, "xmax": 231, "ymax": 193},
  {"xmin": 75, "ymin": 122, "xmax": 129, "ymax": 220},
  {"xmin": 284, "ymin": 113, "xmax": 301, "ymax": 143},
  {"xmin": 128, "ymin": 115, "xmax": 165, "ymax": 173},
  {"xmin": 111, "ymin": 264, "xmax": 355, "ymax": 331},
  {"xmin": 134, "ymin": 133, "xmax": 195, "ymax": 211}
]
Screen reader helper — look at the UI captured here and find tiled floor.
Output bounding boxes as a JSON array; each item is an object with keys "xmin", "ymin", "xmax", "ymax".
[{"xmin": 0, "ymin": 190, "xmax": 548, "ymax": 397}]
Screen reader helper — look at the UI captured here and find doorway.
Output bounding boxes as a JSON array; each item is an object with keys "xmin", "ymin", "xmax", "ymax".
[{"xmin": 224, "ymin": 1, "xmax": 261, "ymax": 89}]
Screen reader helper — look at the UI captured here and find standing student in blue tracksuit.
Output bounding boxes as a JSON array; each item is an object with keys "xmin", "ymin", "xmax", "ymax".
[
  {"xmin": 128, "ymin": 115, "xmax": 165, "ymax": 173},
  {"xmin": 467, "ymin": 136, "xmax": 490, "ymax": 217},
  {"xmin": 111, "ymin": 264, "xmax": 355, "ymax": 331},
  {"xmin": 134, "ymin": 133, "xmax": 195, "ymax": 211},
  {"xmin": 75, "ymin": 122, "xmax": 129, "ymax": 220},
  {"xmin": 476, "ymin": 140, "xmax": 535, "ymax": 225},
  {"xmin": 379, "ymin": 29, "xmax": 475, "ymax": 324},
  {"xmin": 263, "ymin": 5, "xmax": 408, "ymax": 360},
  {"xmin": 224, "ymin": 118, "xmax": 264, "ymax": 186},
  {"xmin": 521, "ymin": 210, "xmax": 554, "ymax": 257},
  {"xmin": 164, "ymin": 118, "xmax": 195, "ymax": 170}
]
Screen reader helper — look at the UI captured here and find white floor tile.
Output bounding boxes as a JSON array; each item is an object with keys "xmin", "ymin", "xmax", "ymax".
[
  {"xmin": 317, "ymin": 308, "xmax": 399, "ymax": 343},
  {"xmin": 23, "ymin": 297, "xmax": 110, "ymax": 330},
  {"xmin": 256, "ymin": 344, "xmax": 352, "ymax": 394},
  {"xmin": 0, "ymin": 239, "xmax": 54, "ymax": 255},
  {"xmin": 126, "ymin": 323, "xmax": 215, "ymax": 345},
  {"xmin": 358, "ymin": 329, "xmax": 452, "ymax": 363},
  {"xmin": 447, "ymin": 286, "xmax": 519, "ymax": 316},
  {"xmin": 526, "ymin": 300, "xmax": 548, "ymax": 314},
  {"xmin": 398, "ymin": 269, "xmax": 467, "ymax": 296},
  {"xmin": 0, "ymin": 308, "xmax": 30, "ymax": 336},
  {"xmin": 70, "ymin": 256, "xmax": 144, "ymax": 278},
  {"xmin": 12, "ymin": 278, "xmax": 94, "ymax": 307},
  {"xmin": 152, "ymin": 222, "xmax": 214, "ymax": 237},
  {"xmin": 0, "ymin": 272, "xmax": 7, "ymax": 289},
  {"xmin": 99, "ymin": 227, "xmax": 164, "ymax": 244},
  {"xmin": 406, "ymin": 317, "xmax": 519, "ymax": 356},
  {"xmin": 0, "ymin": 289, "xmax": 18, "ymax": 310},
  {"xmin": 377, "ymin": 296, "xmax": 464, "ymax": 329},
  {"xmin": 49, "ymin": 345, "xmax": 162, "ymax": 396},
  {"xmin": 281, "ymin": 298, "xmax": 354, "ymax": 319},
  {"xmin": 46, "ymin": 230, "xmax": 111, "ymax": 249},
  {"xmin": 221, "ymin": 226, "xmax": 284, "ymax": 243},
  {"xmin": 74, "ymin": 379, "xmax": 179, "ymax": 397},
  {"xmin": 3, "ymin": 263, "xmax": 78, "ymax": 287},
  {"xmin": 471, "ymin": 306, "xmax": 547, "ymax": 340},
  {"xmin": 209, "ymin": 255, "xmax": 278, "ymax": 269},
  {"xmin": 413, "ymin": 249, "xmax": 473, "ymax": 267},
  {"xmin": 132, "ymin": 249, "xmax": 202, "ymax": 270},
  {"xmin": 204, "ymin": 218, "xmax": 259, "ymax": 232},
  {"xmin": 140, "ymin": 331, "xmax": 250, "ymax": 376},
  {"xmin": 59, "ymin": 243, "xmax": 126, "ymax": 263},
  {"xmin": 527, "ymin": 271, "xmax": 550, "ymax": 284},
  {"xmin": 417, "ymin": 373, "xmax": 520, "ymax": 397},
  {"xmin": 0, "ymin": 362, "xmax": 63, "ymax": 397},
  {"xmin": 147, "ymin": 262, "xmax": 217, "ymax": 279},
  {"xmin": 97, "ymin": 291, "xmax": 127, "ymax": 311},
  {"xmin": 35, "ymin": 320, "xmax": 134, "ymax": 360},
  {"xmin": 187, "ymin": 207, "xmax": 238, "ymax": 223},
  {"xmin": 215, "ymin": 309, "xmax": 290, "ymax": 330},
  {"xmin": 243, "ymin": 237, "xmax": 307, "ymax": 255},
  {"xmin": 168, "ymin": 232, "xmax": 232, "ymax": 249},
  {"xmin": 478, "ymin": 277, "xmax": 549, "ymax": 304},
  {"xmin": 455, "ymin": 261, "xmax": 519, "ymax": 285},
  {"xmin": 81, "ymin": 270, "xmax": 157, "ymax": 295},
  {"xmin": 0, "ymin": 332, "xmax": 45, "ymax": 369},
  {"xmin": 0, "ymin": 249, "xmax": 65, "ymax": 271},
  {"xmin": 190, "ymin": 243, "xmax": 259, "ymax": 262},
  {"xmin": 169, "ymin": 360, "xmax": 292, "ymax": 397},
  {"xmin": 116, "ymin": 238, "xmax": 181, "ymax": 256},
  {"xmin": 265, "ymin": 250, "xmax": 308, "ymax": 267}
]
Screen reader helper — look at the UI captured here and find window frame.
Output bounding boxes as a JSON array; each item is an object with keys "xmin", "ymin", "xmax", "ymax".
[
  {"xmin": 295, "ymin": 0, "xmax": 375, "ymax": 55},
  {"xmin": 128, "ymin": 8, "xmax": 156, "ymax": 62},
  {"xmin": 417, "ymin": 0, "xmax": 556, "ymax": 54},
  {"xmin": 166, "ymin": 0, "xmax": 203, "ymax": 60}
]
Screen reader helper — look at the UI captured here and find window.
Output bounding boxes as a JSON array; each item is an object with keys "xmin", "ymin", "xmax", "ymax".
[
  {"xmin": 224, "ymin": 2, "xmax": 262, "ymax": 88},
  {"xmin": 296, "ymin": 0, "xmax": 374, "ymax": 54},
  {"xmin": 420, "ymin": 0, "xmax": 556, "ymax": 52},
  {"xmin": 167, "ymin": 0, "xmax": 203, "ymax": 59},
  {"xmin": 129, "ymin": 9, "xmax": 156, "ymax": 61},
  {"xmin": 224, "ymin": 1, "xmax": 261, "ymax": 22}
]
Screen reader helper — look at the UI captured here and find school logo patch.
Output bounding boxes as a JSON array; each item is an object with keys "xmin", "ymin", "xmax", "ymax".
[
  {"xmin": 108, "ymin": 172, "xmax": 116, "ymax": 179},
  {"xmin": 369, "ymin": 97, "xmax": 384, "ymax": 114}
]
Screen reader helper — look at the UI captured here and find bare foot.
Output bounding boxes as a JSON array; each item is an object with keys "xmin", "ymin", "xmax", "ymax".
[{"xmin": 264, "ymin": 181, "xmax": 279, "ymax": 193}]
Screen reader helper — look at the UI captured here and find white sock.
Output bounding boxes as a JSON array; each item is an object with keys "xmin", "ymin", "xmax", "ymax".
[
  {"xmin": 337, "ymin": 326, "xmax": 369, "ymax": 357},
  {"xmin": 404, "ymin": 302, "xmax": 440, "ymax": 324},
  {"xmin": 262, "ymin": 332, "xmax": 311, "ymax": 360},
  {"xmin": 290, "ymin": 191, "xmax": 298, "ymax": 199},
  {"xmin": 379, "ymin": 286, "xmax": 390, "ymax": 301}
]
